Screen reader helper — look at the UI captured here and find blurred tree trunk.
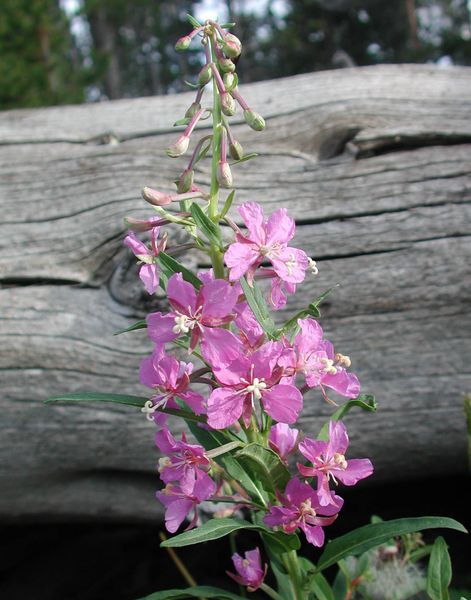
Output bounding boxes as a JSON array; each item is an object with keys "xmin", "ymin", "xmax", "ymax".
[{"xmin": 87, "ymin": 5, "xmax": 122, "ymax": 99}]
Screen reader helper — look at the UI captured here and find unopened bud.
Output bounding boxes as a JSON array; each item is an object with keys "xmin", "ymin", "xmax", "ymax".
[
  {"xmin": 175, "ymin": 35, "xmax": 192, "ymax": 51},
  {"xmin": 185, "ymin": 101, "xmax": 201, "ymax": 119},
  {"xmin": 197, "ymin": 63, "xmax": 213, "ymax": 86},
  {"xmin": 166, "ymin": 134, "xmax": 190, "ymax": 157},
  {"xmin": 229, "ymin": 141, "xmax": 244, "ymax": 161},
  {"xmin": 124, "ymin": 215, "xmax": 162, "ymax": 232},
  {"xmin": 221, "ymin": 92, "xmax": 236, "ymax": 116},
  {"xmin": 142, "ymin": 187, "xmax": 172, "ymax": 206},
  {"xmin": 221, "ymin": 33, "xmax": 241, "ymax": 58},
  {"xmin": 223, "ymin": 72, "xmax": 236, "ymax": 90},
  {"xmin": 218, "ymin": 57, "xmax": 235, "ymax": 73},
  {"xmin": 176, "ymin": 168, "xmax": 194, "ymax": 193},
  {"xmin": 217, "ymin": 161, "xmax": 233, "ymax": 188},
  {"xmin": 243, "ymin": 109, "xmax": 265, "ymax": 131}
]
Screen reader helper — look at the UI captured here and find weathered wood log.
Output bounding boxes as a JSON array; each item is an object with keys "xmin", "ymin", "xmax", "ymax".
[{"xmin": 0, "ymin": 65, "xmax": 470, "ymax": 520}]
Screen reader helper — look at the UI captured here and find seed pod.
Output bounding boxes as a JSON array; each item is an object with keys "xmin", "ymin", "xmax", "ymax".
[
  {"xmin": 218, "ymin": 57, "xmax": 235, "ymax": 73},
  {"xmin": 176, "ymin": 168, "xmax": 194, "ymax": 193},
  {"xmin": 185, "ymin": 101, "xmax": 201, "ymax": 119},
  {"xmin": 217, "ymin": 161, "xmax": 233, "ymax": 188},
  {"xmin": 229, "ymin": 141, "xmax": 244, "ymax": 161},
  {"xmin": 166, "ymin": 134, "xmax": 190, "ymax": 158},
  {"xmin": 243, "ymin": 109, "xmax": 266, "ymax": 131},
  {"xmin": 221, "ymin": 92, "xmax": 236, "ymax": 117},
  {"xmin": 221, "ymin": 33, "xmax": 241, "ymax": 58}
]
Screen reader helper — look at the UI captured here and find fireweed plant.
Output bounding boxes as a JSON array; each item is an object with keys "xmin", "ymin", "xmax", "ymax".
[{"xmin": 48, "ymin": 16, "xmax": 467, "ymax": 600}]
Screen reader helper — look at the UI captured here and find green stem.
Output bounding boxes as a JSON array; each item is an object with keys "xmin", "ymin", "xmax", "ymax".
[
  {"xmin": 282, "ymin": 550, "xmax": 304, "ymax": 600},
  {"xmin": 208, "ymin": 35, "xmax": 225, "ymax": 279},
  {"xmin": 260, "ymin": 582, "xmax": 285, "ymax": 600}
]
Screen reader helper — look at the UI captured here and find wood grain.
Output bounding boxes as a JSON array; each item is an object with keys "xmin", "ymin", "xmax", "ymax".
[{"xmin": 0, "ymin": 65, "xmax": 470, "ymax": 520}]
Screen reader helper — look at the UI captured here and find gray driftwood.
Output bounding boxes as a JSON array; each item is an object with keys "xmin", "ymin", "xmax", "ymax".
[{"xmin": 0, "ymin": 65, "xmax": 470, "ymax": 521}]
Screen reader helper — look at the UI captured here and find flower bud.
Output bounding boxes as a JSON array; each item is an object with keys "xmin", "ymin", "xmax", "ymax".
[
  {"xmin": 221, "ymin": 92, "xmax": 236, "ymax": 116},
  {"xmin": 185, "ymin": 101, "xmax": 201, "ymax": 119},
  {"xmin": 221, "ymin": 33, "xmax": 241, "ymax": 58},
  {"xmin": 175, "ymin": 35, "xmax": 192, "ymax": 51},
  {"xmin": 223, "ymin": 72, "xmax": 236, "ymax": 90},
  {"xmin": 197, "ymin": 63, "xmax": 213, "ymax": 86},
  {"xmin": 218, "ymin": 57, "xmax": 235, "ymax": 73},
  {"xmin": 243, "ymin": 109, "xmax": 265, "ymax": 131},
  {"xmin": 229, "ymin": 140, "xmax": 244, "ymax": 161},
  {"xmin": 176, "ymin": 168, "xmax": 194, "ymax": 193},
  {"xmin": 141, "ymin": 187, "xmax": 172, "ymax": 206},
  {"xmin": 166, "ymin": 134, "xmax": 190, "ymax": 157},
  {"xmin": 217, "ymin": 161, "xmax": 233, "ymax": 188}
]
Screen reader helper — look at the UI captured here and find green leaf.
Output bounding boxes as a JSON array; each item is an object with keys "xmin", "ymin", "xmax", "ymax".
[
  {"xmin": 317, "ymin": 394, "xmax": 377, "ymax": 440},
  {"xmin": 235, "ymin": 443, "xmax": 290, "ymax": 496},
  {"xmin": 240, "ymin": 277, "xmax": 276, "ymax": 338},
  {"xmin": 230, "ymin": 151, "xmax": 257, "ymax": 166},
  {"xmin": 186, "ymin": 422, "xmax": 267, "ymax": 505},
  {"xmin": 317, "ymin": 517, "xmax": 467, "ymax": 572},
  {"xmin": 427, "ymin": 536, "xmax": 452, "ymax": 600},
  {"xmin": 186, "ymin": 14, "xmax": 201, "ymax": 29},
  {"xmin": 332, "ymin": 569, "xmax": 348, "ymax": 600},
  {"xmin": 161, "ymin": 517, "xmax": 298, "ymax": 550},
  {"xmin": 184, "ymin": 79, "xmax": 200, "ymax": 89},
  {"xmin": 190, "ymin": 203, "xmax": 222, "ymax": 248},
  {"xmin": 219, "ymin": 190, "xmax": 235, "ymax": 219},
  {"xmin": 309, "ymin": 572, "xmax": 334, "ymax": 600},
  {"xmin": 276, "ymin": 286, "xmax": 338, "ymax": 335},
  {"xmin": 45, "ymin": 392, "xmax": 147, "ymax": 407},
  {"xmin": 158, "ymin": 252, "xmax": 201, "ymax": 289},
  {"xmin": 113, "ymin": 320, "xmax": 147, "ymax": 335},
  {"xmin": 194, "ymin": 136, "xmax": 212, "ymax": 165},
  {"xmin": 410, "ymin": 544, "xmax": 434, "ymax": 562},
  {"xmin": 173, "ymin": 117, "xmax": 191, "ymax": 127},
  {"xmin": 138, "ymin": 585, "xmax": 246, "ymax": 600},
  {"xmin": 219, "ymin": 22, "xmax": 236, "ymax": 28}
]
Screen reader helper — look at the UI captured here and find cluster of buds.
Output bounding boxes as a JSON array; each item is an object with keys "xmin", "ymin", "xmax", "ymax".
[{"xmin": 168, "ymin": 19, "xmax": 265, "ymax": 195}]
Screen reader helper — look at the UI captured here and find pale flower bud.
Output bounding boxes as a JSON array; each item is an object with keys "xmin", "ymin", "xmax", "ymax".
[
  {"xmin": 141, "ymin": 187, "xmax": 172, "ymax": 206},
  {"xmin": 221, "ymin": 92, "xmax": 236, "ymax": 116},
  {"xmin": 243, "ymin": 109, "xmax": 265, "ymax": 131},
  {"xmin": 221, "ymin": 33, "xmax": 242, "ymax": 58},
  {"xmin": 229, "ymin": 140, "xmax": 244, "ymax": 161},
  {"xmin": 175, "ymin": 35, "xmax": 192, "ymax": 51},
  {"xmin": 197, "ymin": 63, "xmax": 213, "ymax": 86},
  {"xmin": 223, "ymin": 72, "xmax": 236, "ymax": 90},
  {"xmin": 185, "ymin": 101, "xmax": 201, "ymax": 119},
  {"xmin": 176, "ymin": 168, "xmax": 194, "ymax": 193},
  {"xmin": 166, "ymin": 134, "xmax": 190, "ymax": 158},
  {"xmin": 218, "ymin": 57, "xmax": 235, "ymax": 73},
  {"xmin": 217, "ymin": 161, "xmax": 233, "ymax": 188}
]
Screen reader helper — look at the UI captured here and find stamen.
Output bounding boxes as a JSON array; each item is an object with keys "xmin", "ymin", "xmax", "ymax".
[
  {"xmin": 321, "ymin": 357, "xmax": 337, "ymax": 375},
  {"xmin": 173, "ymin": 314, "xmax": 191, "ymax": 334},
  {"xmin": 307, "ymin": 257, "xmax": 319, "ymax": 275},
  {"xmin": 333, "ymin": 452, "xmax": 348, "ymax": 470}
]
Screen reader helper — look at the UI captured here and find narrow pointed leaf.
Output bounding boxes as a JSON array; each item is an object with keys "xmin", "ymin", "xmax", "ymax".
[
  {"xmin": 427, "ymin": 536, "xmax": 452, "ymax": 600},
  {"xmin": 160, "ymin": 517, "xmax": 297, "ymax": 549},
  {"xmin": 310, "ymin": 572, "xmax": 335, "ymax": 600},
  {"xmin": 158, "ymin": 252, "xmax": 201, "ymax": 289},
  {"xmin": 173, "ymin": 117, "xmax": 191, "ymax": 127},
  {"xmin": 317, "ymin": 517, "xmax": 467, "ymax": 572},
  {"xmin": 186, "ymin": 14, "xmax": 201, "ymax": 28},
  {"xmin": 220, "ymin": 190, "xmax": 236, "ymax": 219},
  {"xmin": 45, "ymin": 392, "xmax": 147, "ymax": 407},
  {"xmin": 113, "ymin": 320, "xmax": 147, "ymax": 335},
  {"xmin": 235, "ymin": 443, "xmax": 290, "ymax": 496},
  {"xmin": 277, "ymin": 286, "xmax": 338, "ymax": 334},
  {"xmin": 318, "ymin": 394, "xmax": 377, "ymax": 440},
  {"xmin": 138, "ymin": 585, "xmax": 246, "ymax": 600},
  {"xmin": 230, "ymin": 152, "xmax": 258, "ymax": 166},
  {"xmin": 240, "ymin": 277, "xmax": 276, "ymax": 337},
  {"xmin": 190, "ymin": 203, "xmax": 222, "ymax": 247}
]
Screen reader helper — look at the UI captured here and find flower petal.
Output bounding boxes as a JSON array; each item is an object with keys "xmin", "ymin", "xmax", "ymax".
[
  {"xmin": 262, "ymin": 384, "xmax": 302, "ymax": 424},
  {"xmin": 139, "ymin": 263, "xmax": 159, "ymax": 294},
  {"xmin": 207, "ymin": 388, "xmax": 244, "ymax": 429},
  {"xmin": 146, "ymin": 312, "xmax": 178, "ymax": 344},
  {"xmin": 167, "ymin": 273, "xmax": 197, "ymax": 315},
  {"xmin": 239, "ymin": 202, "xmax": 266, "ymax": 245}
]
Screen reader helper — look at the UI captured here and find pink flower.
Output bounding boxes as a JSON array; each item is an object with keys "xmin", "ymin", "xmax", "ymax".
[
  {"xmin": 263, "ymin": 477, "xmax": 343, "ymax": 547},
  {"xmin": 156, "ymin": 470, "xmax": 216, "ymax": 533},
  {"xmin": 146, "ymin": 273, "xmax": 241, "ymax": 365},
  {"xmin": 279, "ymin": 318, "xmax": 360, "ymax": 399},
  {"xmin": 269, "ymin": 423, "xmax": 299, "ymax": 463},
  {"xmin": 298, "ymin": 421, "xmax": 373, "ymax": 506},
  {"xmin": 140, "ymin": 348, "xmax": 205, "ymax": 423},
  {"xmin": 227, "ymin": 547, "xmax": 267, "ymax": 592},
  {"xmin": 123, "ymin": 226, "xmax": 165, "ymax": 294},
  {"xmin": 206, "ymin": 341, "xmax": 303, "ymax": 429},
  {"xmin": 156, "ymin": 428, "xmax": 211, "ymax": 495},
  {"xmin": 224, "ymin": 202, "xmax": 309, "ymax": 285}
]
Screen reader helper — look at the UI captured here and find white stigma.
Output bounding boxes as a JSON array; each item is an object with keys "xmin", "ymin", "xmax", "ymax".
[
  {"xmin": 307, "ymin": 257, "xmax": 318, "ymax": 275},
  {"xmin": 321, "ymin": 357, "xmax": 338, "ymax": 375},
  {"xmin": 245, "ymin": 377, "xmax": 267, "ymax": 401},
  {"xmin": 333, "ymin": 452, "xmax": 348, "ymax": 470},
  {"xmin": 141, "ymin": 400, "xmax": 157, "ymax": 421},
  {"xmin": 173, "ymin": 314, "xmax": 191, "ymax": 334}
]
